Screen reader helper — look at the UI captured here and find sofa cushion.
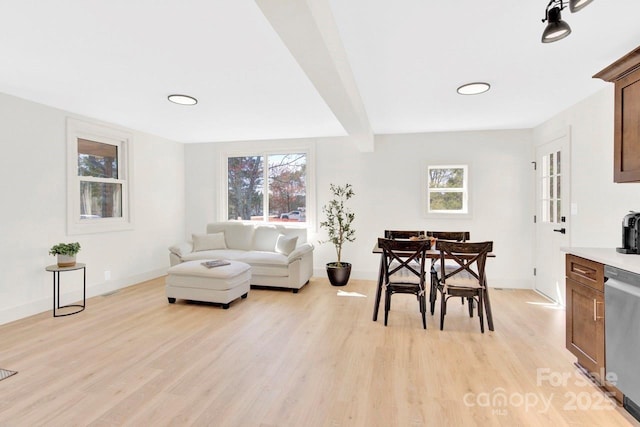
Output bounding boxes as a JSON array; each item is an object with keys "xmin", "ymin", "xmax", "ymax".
[
  {"xmin": 275, "ymin": 234, "xmax": 298, "ymax": 256},
  {"xmin": 237, "ymin": 251, "xmax": 290, "ymax": 277},
  {"xmin": 279, "ymin": 227, "xmax": 307, "ymax": 245},
  {"xmin": 182, "ymin": 249, "xmax": 248, "ymax": 262},
  {"xmin": 253, "ymin": 225, "xmax": 281, "ymax": 252},
  {"xmin": 206, "ymin": 222, "xmax": 254, "ymax": 250},
  {"xmin": 192, "ymin": 233, "xmax": 227, "ymax": 252},
  {"xmin": 181, "ymin": 250, "xmax": 291, "ymax": 277},
  {"xmin": 238, "ymin": 250, "xmax": 289, "ymax": 265}
]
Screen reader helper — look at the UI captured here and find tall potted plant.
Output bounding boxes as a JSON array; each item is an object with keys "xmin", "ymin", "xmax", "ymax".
[{"xmin": 320, "ymin": 183, "xmax": 356, "ymax": 286}]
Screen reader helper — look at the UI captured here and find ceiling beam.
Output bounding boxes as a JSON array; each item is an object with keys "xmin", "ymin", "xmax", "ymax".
[{"xmin": 255, "ymin": 0, "xmax": 374, "ymax": 152}]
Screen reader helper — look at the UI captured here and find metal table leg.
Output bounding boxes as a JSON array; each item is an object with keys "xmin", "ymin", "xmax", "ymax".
[{"xmin": 50, "ymin": 265, "xmax": 86, "ymax": 317}]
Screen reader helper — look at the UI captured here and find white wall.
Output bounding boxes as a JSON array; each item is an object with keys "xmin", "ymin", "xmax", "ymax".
[
  {"xmin": 184, "ymin": 129, "xmax": 534, "ymax": 289},
  {"xmin": 2, "ymin": 82, "xmax": 627, "ymax": 326},
  {"xmin": 533, "ymin": 87, "xmax": 640, "ymax": 248},
  {"xmin": 0, "ymin": 92, "xmax": 185, "ymax": 325}
]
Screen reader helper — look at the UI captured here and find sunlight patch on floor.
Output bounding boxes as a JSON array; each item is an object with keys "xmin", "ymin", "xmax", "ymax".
[
  {"xmin": 337, "ymin": 290, "xmax": 367, "ymax": 298},
  {"xmin": 526, "ymin": 301, "xmax": 564, "ymax": 310}
]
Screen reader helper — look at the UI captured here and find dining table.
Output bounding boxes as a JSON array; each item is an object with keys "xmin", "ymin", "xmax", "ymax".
[{"xmin": 372, "ymin": 242, "xmax": 496, "ymax": 331}]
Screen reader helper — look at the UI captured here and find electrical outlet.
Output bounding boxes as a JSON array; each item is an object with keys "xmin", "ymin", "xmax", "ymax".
[{"xmin": 104, "ymin": 270, "xmax": 111, "ymax": 280}]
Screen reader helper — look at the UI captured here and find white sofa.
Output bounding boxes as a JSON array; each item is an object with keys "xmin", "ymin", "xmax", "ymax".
[{"xmin": 169, "ymin": 222, "xmax": 314, "ymax": 292}]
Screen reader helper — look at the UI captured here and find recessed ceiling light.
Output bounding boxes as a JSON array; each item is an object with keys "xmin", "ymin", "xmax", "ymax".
[
  {"xmin": 457, "ymin": 82, "xmax": 491, "ymax": 95},
  {"xmin": 168, "ymin": 94, "xmax": 198, "ymax": 105}
]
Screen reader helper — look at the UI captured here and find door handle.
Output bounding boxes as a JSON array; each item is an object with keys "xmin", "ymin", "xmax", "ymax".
[
  {"xmin": 593, "ymin": 300, "xmax": 604, "ymax": 321},
  {"xmin": 553, "ymin": 228, "xmax": 566, "ymax": 234}
]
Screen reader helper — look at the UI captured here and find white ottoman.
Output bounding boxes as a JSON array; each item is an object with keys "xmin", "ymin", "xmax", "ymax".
[{"xmin": 166, "ymin": 260, "xmax": 251, "ymax": 309}]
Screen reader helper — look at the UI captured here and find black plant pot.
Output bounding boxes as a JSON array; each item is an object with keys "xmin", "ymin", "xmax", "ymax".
[{"xmin": 326, "ymin": 262, "xmax": 352, "ymax": 286}]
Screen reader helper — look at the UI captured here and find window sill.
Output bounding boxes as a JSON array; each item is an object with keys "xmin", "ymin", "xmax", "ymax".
[
  {"xmin": 67, "ymin": 219, "xmax": 134, "ymax": 235},
  {"xmin": 424, "ymin": 212, "xmax": 472, "ymax": 220}
]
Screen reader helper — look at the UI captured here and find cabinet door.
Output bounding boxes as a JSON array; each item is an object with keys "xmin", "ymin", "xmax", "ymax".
[
  {"xmin": 566, "ymin": 278, "xmax": 605, "ymax": 375},
  {"xmin": 614, "ymin": 67, "xmax": 640, "ymax": 182}
]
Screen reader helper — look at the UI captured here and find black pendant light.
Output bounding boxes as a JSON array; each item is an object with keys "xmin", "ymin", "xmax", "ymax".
[
  {"xmin": 541, "ymin": 6, "xmax": 571, "ymax": 43},
  {"xmin": 541, "ymin": 0, "xmax": 594, "ymax": 43},
  {"xmin": 569, "ymin": 0, "xmax": 594, "ymax": 13}
]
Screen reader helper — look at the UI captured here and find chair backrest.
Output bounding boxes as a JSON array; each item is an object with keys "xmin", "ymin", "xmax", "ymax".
[
  {"xmin": 426, "ymin": 231, "xmax": 470, "ymax": 242},
  {"xmin": 437, "ymin": 241, "xmax": 493, "ymax": 286},
  {"xmin": 384, "ymin": 230, "xmax": 425, "ymax": 240},
  {"xmin": 378, "ymin": 238, "xmax": 431, "ymax": 283}
]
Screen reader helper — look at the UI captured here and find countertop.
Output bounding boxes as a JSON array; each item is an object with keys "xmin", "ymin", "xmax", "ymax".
[{"xmin": 561, "ymin": 247, "xmax": 640, "ymax": 275}]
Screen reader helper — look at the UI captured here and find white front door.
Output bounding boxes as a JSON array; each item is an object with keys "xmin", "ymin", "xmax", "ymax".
[{"xmin": 534, "ymin": 131, "xmax": 570, "ymax": 304}]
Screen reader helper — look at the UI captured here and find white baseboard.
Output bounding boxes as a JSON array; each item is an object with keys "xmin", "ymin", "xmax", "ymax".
[{"xmin": 0, "ymin": 267, "xmax": 167, "ymax": 326}]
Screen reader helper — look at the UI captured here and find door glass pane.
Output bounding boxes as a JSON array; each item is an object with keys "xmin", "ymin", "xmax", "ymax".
[
  {"xmin": 268, "ymin": 153, "xmax": 306, "ymax": 222},
  {"xmin": 227, "ymin": 156, "xmax": 264, "ymax": 221},
  {"xmin": 557, "ymin": 200, "xmax": 562, "ymax": 224},
  {"xmin": 80, "ymin": 182, "xmax": 122, "ymax": 219},
  {"xmin": 78, "ymin": 139, "xmax": 118, "ymax": 178},
  {"xmin": 539, "ymin": 149, "xmax": 564, "ymax": 224}
]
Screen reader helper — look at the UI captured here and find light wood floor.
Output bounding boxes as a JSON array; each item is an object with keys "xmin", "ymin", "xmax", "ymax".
[{"xmin": 0, "ymin": 277, "xmax": 638, "ymax": 426}]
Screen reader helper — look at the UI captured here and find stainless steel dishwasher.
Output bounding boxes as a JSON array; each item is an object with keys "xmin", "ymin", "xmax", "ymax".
[{"xmin": 605, "ymin": 265, "xmax": 640, "ymax": 423}]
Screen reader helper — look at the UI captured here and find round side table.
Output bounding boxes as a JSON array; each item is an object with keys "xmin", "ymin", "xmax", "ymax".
[{"xmin": 45, "ymin": 263, "xmax": 86, "ymax": 317}]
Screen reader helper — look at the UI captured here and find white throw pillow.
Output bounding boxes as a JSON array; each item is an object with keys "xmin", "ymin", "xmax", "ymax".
[
  {"xmin": 192, "ymin": 233, "xmax": 227, "ymax": 252},
  {"xmin": 275, "ymin": 234, "xmax": 298, "ymax": 256},
  {"xmin": 253, "ymin": 226, "xmax": 281, "ymax": 252}
]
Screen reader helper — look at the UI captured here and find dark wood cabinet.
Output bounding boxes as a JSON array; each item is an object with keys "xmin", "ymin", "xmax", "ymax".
[
  {"xmin": 594, "ymin": 47, "xmax": 640, "ymax": 183},
  {"xmin": 565, "ymin": 254, "xmax": 622, "ymax": 402},
  {"xmin": 565, "ymin": 254, "xmax": 605, "ymax": 374}
]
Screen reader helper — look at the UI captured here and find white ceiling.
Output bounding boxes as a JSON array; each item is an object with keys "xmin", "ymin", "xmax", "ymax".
[{"xmin": 1, "ymin": 1, "xmax": 639, "ymax": 144}]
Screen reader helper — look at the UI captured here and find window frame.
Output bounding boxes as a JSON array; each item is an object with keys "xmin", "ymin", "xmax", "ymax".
[
  {"xmin": 220, "ymin": 144, "xmax": 315, "ymax": 228},
  {"xmin": 423, "ymin": 164, "xmax": 471, "ymax": 218},
  {"xmin": 66, "ymin": 118, "xmax": 134, "ymax": 234}
]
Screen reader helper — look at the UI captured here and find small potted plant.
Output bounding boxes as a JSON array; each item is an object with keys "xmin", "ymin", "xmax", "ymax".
[
  {"xmin": 49, "ymin": 242, "xmax": 81, "ymax": 267},
  {"xmin": 319, "ymin": 183, "xmax": 356, "ymax": 286}
]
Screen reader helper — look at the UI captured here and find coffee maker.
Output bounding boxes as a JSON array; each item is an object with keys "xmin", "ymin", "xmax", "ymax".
[{"xmin": 617, "ymin": 211, "xmax": 640, "ymax": 254}]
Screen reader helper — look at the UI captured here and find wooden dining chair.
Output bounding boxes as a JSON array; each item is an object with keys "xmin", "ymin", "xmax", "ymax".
[
  {"xmin": 377, "ymin": 237, "xmax": 431, "ymax": 329},
  {"xmin": 384, "ymin": 230, "xmax": 425, "ymax": 240},
  {"xmin": 436, "ymin": 241, "xmax": 493, "ymax": 333},
  {"xmin": 426, "ymin": 231, "xmax": 470, "ymax": 243},
  {"xmin": 372, "ymin": 230, "xmax": 425, "ymax": 322},
  {"xmin": 425, "ymin": 231, "xmax": 471, "ymax": 314}
]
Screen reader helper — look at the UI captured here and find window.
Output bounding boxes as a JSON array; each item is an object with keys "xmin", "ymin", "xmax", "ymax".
[
  {"xmin": 225, "ymin": 151, "xmax": 310, "ymax": 224},
  {"xmin": 541, "ymin": 150, "xmax": 561, "ymax": 223},
  {"xmin": 78, "ymin": 139, "xmax": 123, "ymax": 219},
  {"xmin": 67, "ymin": 118, "xmax": 133, "ymax": 234},
  {"xmin": 425, "ymin": 165, "xmax": 469, "ymax": 215}
]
